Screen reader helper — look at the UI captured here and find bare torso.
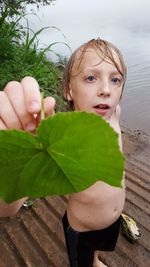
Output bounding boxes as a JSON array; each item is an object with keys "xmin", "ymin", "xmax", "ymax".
[{"xmin": 67, "ymin": 109, "xmax": 125, "ymax": 231}]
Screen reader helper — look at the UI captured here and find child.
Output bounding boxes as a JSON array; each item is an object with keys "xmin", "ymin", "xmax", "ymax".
[{"xmin": 0, "ymin": 38, "xmax": 127, "ymax": 267}]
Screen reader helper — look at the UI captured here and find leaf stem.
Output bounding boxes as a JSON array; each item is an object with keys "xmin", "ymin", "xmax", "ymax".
[{"xmin": 40, "ymin": 92, "xmax": 45, "ymax": 120}]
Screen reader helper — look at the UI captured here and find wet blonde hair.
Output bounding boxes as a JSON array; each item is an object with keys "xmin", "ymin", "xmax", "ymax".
[{"xmin": 63, "ymin": 38, "xmax": 127, "ymax": 106}]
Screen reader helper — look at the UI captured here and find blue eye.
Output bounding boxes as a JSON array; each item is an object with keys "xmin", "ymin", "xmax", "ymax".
[
  {"xmin": 111, "ymin": 78, "xmax": 121, "ymax": 84},
  {"xmin": 86, "ymin": 76, "xmax": 95, "ymax": 82}
]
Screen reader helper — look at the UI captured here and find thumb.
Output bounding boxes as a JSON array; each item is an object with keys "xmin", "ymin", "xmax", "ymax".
[
  {"xmin": 43, "ymin": 96, "xmax": 56, "ymax": 117},
  {"xmin": 111, "ymin": 104, "xmax": 121, "ymax": 122}
]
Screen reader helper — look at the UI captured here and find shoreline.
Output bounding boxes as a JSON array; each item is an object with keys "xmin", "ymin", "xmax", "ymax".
[{"xmin": 121, "ymin": 125, "xmax": 150, "ymax": 167}]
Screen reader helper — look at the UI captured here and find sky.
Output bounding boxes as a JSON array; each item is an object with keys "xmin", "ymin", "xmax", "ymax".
[{"xmin": 24, "ymin": 0, "xmax": 150, "ymax": 59}]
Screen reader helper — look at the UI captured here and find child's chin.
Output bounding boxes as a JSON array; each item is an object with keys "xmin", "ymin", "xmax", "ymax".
[{"xmin": 102, "ymin": 112, "xmax": 112, "ymax": 121}]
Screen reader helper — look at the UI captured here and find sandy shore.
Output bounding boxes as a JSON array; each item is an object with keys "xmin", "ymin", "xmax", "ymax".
[{"xmin": 121, "ymin": 126, "xmax": 150, "ymax": 167}]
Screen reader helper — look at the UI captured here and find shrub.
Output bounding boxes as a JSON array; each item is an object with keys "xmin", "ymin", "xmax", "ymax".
[{"xmin": 0, "ymin": 11, "xmax": 69, "ymax": 111}]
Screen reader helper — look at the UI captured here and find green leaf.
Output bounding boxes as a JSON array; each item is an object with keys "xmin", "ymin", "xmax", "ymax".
[
  {"xmin": 0, "ymin": 130, "xmax": 41, "ymax": 202},
  {"xmin": 0, "ymin": 112, "xmax": 124, "ymax": 203}
]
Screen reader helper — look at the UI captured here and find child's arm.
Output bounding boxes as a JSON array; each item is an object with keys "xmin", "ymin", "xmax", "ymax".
[
  {"xmin": 0, "ymin": 198, "xmax": 28, "ymax": 217},
  {"xmin": 0, "ymin": 76, "xmax": 55, "ymax": 217}
]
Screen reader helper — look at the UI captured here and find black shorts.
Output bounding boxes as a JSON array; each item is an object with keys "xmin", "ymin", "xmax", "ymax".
[{"xmin": 62, "ymin": 212, "xmax": 121, "ymax": 267}]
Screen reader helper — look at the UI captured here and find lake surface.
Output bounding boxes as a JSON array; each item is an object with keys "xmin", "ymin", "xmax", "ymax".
[
  {"xmin": 26, "ymin": 0, "xmax": 150, "ymax": 135},
  {"xmin": 120, "ymin": 37, "xmax": 150, "ymax": 134}
]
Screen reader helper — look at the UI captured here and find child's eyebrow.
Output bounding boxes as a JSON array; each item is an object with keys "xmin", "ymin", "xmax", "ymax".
[
  {"xmin": 81, "ymin": 68, "xmax": 122, "ymax": 76},
  {"xmin": 108, "ymin": 70, "xmax": 123, "ymax": 76}
]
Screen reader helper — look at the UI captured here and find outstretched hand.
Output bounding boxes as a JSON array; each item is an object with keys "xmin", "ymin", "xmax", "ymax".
[{"xmin": 0, "ymin": 76, "xmax": 55, "ymax": 131}]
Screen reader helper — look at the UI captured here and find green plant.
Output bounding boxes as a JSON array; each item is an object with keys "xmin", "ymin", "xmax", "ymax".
[
  {"xmin": 0, "ymin": 1, "xmax": 56, "ymax": 17},
  {"xmin": 0, "ymin": 112, "xmax": 124, "ymax": 203},
  {"xmin": 0, "ymin": 10, "xmax": 70, "ymax": 111}
]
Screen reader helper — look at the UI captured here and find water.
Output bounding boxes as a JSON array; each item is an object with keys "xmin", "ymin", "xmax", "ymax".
[
  {"xmin": 121, "ymin": 51, "xmax": 150, "ymax": 134},
  {"xmin": 25, "ymin": 0, "xmax": 150, "ymax": 135}
]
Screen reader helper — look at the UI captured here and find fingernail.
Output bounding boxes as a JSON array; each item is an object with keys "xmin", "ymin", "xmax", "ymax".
[
  {"xmin": 26, "ymin": 122, "xmax": 36, "ymax": 131},
  {"xmin": 29, "ymin": 101, "xmax": 40, "ymax": 112}
]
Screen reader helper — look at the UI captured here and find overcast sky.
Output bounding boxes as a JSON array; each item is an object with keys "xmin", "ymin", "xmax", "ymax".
[{"xmin": 24, "ymin": 0, "xmax": 150, "ymax": 59}]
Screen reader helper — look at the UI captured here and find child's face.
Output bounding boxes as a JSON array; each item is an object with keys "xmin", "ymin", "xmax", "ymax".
[{"xmin": 68, "ymin": 48, "xmax": 124, "ymax": 120}]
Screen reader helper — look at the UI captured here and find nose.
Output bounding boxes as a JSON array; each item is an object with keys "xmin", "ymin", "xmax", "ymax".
[{"xmin": 97, "ymin": 79, "xmax": 110, "ymax": 97}]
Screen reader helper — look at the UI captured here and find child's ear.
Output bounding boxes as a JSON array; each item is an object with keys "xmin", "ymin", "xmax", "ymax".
[{"xmin": 66, "ymin": 83, "xmax": 73, "ymax": 101}]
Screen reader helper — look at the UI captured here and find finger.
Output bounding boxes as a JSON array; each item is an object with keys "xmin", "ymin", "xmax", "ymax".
[
  {"xmin": 116, "ymin": 104, "xmax": 121, "ymax": 119},
  {"xmin": 0, "ymin": 91, "xmax": 22, "ymax": 129},
  {"xmin": 112, "ymin": 104, "xmax": 121, "ymax": 120},
  {"xmin": 0, "ymin": 119, "xmax": 7, "ymax": 130},
  {"xmin": 44, "ymin": 96, "xmax": 56, "ymax": 118},
  {"xmin": 21, "ymin": 76, "xmax": 41, "ymax": 114},
  {"xmin": 35, "ymin": 96, "xmax": 56, "ymax": 126},
  {"xmin": 4, "ymin": 81, "xmax": 36, "ymax": 132}
]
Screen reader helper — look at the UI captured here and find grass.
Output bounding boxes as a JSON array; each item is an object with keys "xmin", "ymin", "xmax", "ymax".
[{"xmin": 0, "ymin": 11, "xmax": 70, "ymax": 111}]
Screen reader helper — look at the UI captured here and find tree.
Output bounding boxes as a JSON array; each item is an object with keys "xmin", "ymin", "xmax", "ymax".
[{"xmin": 0, "ymin": 0, "xmax": 56, "ymax": 17}]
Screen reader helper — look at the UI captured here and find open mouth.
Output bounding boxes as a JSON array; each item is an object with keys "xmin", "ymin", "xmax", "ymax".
[
  {"xmin": 93, "ymin": 104, "xmax": 110, "ymax": 115},
  {"xmin": 94, "ymin": 104, "xmax": 110, "ymax": 110}
]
